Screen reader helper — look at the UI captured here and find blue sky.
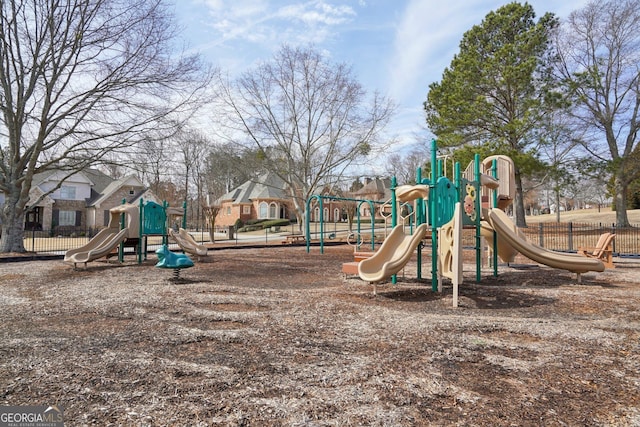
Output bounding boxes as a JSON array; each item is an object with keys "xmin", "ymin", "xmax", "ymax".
[{"xmin": 174, "ymin": 0, "xmax": 591, "ymax": 156}]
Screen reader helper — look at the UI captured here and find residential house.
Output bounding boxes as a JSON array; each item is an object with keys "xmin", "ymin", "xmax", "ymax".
[
  {"xmin": 4, "ymin": 169, "xmax": 158, "ymax": 232},
  {"xmin": 307, "ymin": 186, "xmax": 348, "ymax": 223},
  {"xmin": 352, "ymin": 177, "xmax": 392, "ymax": 219},
  {"xmin": 213, "ymin": 172, "xmax": 296, "ymax": 227},
  {"xmin": 213, "ymin": 171, "xmax": 376, "ymax": 228}
]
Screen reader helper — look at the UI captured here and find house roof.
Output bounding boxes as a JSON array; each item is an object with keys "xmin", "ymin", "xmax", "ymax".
[
  {"xmin": 82, "ymin": 169, "xmax": 115, "ymax": 194},
  {"xmin": 217, "ymin": 172, "xmax": 289, "ymax": 204},
  {"xmin": 354, "ymin": 177, "xmax": 392, "ymax": 199},
  {"xmin": 32, "ymin": 169, "xmax": 96, "ymax": 187},
  {"xmin": 88, "ymin": 174, "xmax": 146, "ymax": 207}
]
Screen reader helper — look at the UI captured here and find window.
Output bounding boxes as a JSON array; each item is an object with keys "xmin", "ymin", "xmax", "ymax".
[
  {"xmin": 269, "ymin": 203, "xmax": 277, "ymax": 218},
  {"xmin": 243, "ymin": 205, "xmax": 251, "ymax": 214},
  {"xmin": 334, "ymin": 208, "xmax": 340, "ymax": 222},
  {"xmin": 259, "ymin": 202, "xmax": 268, "ymax": 219},
  {"xmin": 226, "ymin": 207, "xmax": 231, "ymax": 215},
  {"xmin": 59, "ymin": 186, "xmax": 76, "ymax": 200},
  {"xmin": 58, "ymin": 210, "xmax": 76, "ymax": 226}
]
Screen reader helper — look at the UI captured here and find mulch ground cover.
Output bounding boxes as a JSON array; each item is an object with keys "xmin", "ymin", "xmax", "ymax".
[{"xmin": 1, "ymin": 244, "xmax": 639, "ymax": 426}]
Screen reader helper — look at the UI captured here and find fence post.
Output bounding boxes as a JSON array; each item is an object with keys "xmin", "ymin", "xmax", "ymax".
[
  {"xmin": 538, "ymin": 223, "xmax": 544, "ymax": 247},
  {"xmin": 611, "ymin": 223, "xmax": 617, "ymax": 254},
  {"xmin": 568, "ymin": 222, "xmax": 573, "ymax": 252}
]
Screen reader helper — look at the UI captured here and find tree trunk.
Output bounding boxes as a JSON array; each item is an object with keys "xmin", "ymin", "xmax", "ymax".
[
  {"xmin": 207, "ymin": 216, "xmax": 215, "ymax": 243},
  {"xmin": 614, "ymin": 176, "xmax": 630, "ymax": 227},
  {"xmin": 513, "ymin": 169, "xmax": 528, "ymax": 227},
  {"xmin": 0, "ymin": 213, "xmax": 27, "ymax": 253},
  {"xmin": 290, "ymin": 194, "xmax": 306, "ymax": 234}
]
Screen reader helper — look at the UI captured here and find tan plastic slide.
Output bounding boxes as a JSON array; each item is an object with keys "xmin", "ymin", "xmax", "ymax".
[
  {"xmin": 64, "ymin": 228, "xmax": 129, "ymax": 268},
  {"xmin": 487, "ymin": 208, "xmax": 605, "ymax": 274},
  {"xmin": 169, "ymin": 228, "xmax": 208, "ymax": 257},
  {"xmin": 395, "ymin": 184, "xmax": 430, "ymax": 202},
  {"xmin": 480, "ymin": 221, "xmax": 520, "ymax": 263},
  {"xmin": 358, "ymin": 223, "xmax": 429, "ymax": 283}
]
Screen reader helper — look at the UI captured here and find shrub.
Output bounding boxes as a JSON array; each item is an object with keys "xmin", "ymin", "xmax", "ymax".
[
  {"xmin": 260, "ymin": 219, "xmax": 290, "ymax": 228},
  {"xmin": 237, "ymin": 219, "xmax": 291, "ymax": 232}
]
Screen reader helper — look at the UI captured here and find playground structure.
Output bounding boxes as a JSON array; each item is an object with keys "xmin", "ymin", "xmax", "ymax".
[
  {"xmin": 486, "ymin": 208, "xmax": 605, "ymax": 281},
  {"xmin": 168, "ymin": 228, "xmax": 208, "ymax": 258},
  {"xmin": 64, "ymin": 203, "xmax": 139, "ymax": 269},
  {"xmin": 357, "ymin": 185, "xmax": 430, "ymax": 285},
  {"xmin": 64, "ymin": 199, "xmax": 192, "ymax": 268},
  {"xmin": 310, "ymin": 139, "xmax": 607, "ymax": 306},
  {"xmin": 155, "ymin": 244, "xmax": 194, "ymax": 280}
]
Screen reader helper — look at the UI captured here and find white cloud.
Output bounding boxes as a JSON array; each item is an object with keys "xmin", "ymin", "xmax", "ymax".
[
  {"xmin": 387, "ymin": 0, "xmax": 594, "ymax": 104},
  {"xmin": 200, "ymin": 0, "xmax": 356, "ymax": 46},
  {"xmin": 388, "ymin": 0, "xmax": 483, "ymax": 103}
]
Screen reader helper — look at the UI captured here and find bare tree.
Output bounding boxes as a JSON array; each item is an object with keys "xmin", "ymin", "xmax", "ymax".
[
  {"xmin": 382, "ymin": 145, "xmax": 430, "ymax": 185},
  {"xmin": 133, "ymin": 136, "xmax": 176, "ymax": 196},
  {"xmin": 217, "ymin": 44, "xmax": 395, "ymax": 230},
  {"xmin": 175, "ymin": 128, "xmax": 209, "ymax": 228},
  {"xmin": 536, "ymin": 111, "xmax": 583, "ymax": 222},
  {"xmin": 0, "ymin": 0, "xmax": 211, "ymax": 252},
  {"xmin": 204, "ymin": 143, "xmax": 258, "ymax": 197},
  {"xmin": 201, "ymin": 204, "xmax": 220, "ymax": 242},
  {"xmin": 554, "ymin": 0, "xmax": 640, "ymax": 226}
]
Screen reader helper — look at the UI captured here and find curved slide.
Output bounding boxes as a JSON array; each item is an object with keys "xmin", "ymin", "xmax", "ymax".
[
  {"xmin": 486, "ymin": 209, "xmax": 604, "ymax": 274},
  {"xmin": 64, "ymin": 228, "xmax": 129, "ymax": 267},
  {"xmin": 169, "ymin": 228, "xmax": 208, "ymax": 257},
  {"xmin": 480, "ymin": 221, "xmax": 520, "ymax": 263},
  {"xmin": 358, "ymin": 223, "xmax": 429, "ymax": 283}
]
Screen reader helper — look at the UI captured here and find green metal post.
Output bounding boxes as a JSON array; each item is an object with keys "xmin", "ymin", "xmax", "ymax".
[
  {"xmin": 138, "ymin": 198, "xmax": 144, "ymax": 264},
  {"xmin": 416, "ymin": 167, "xmax": 423, "ymax": 280},
  {"xmin": 455, "ymin": 163, "xmax": 461, "ymax": 202},
  {"xmin": 319, "ymin": 197, "xmax": 324, "ymax": 254},
  {"xmin": 163, "ymin": 201, "xmax": 168, "ymax": 246},
  {"xmin": 182, "ymin": 201, "xmax": 187, "ymax": 229},
  {"xmin": 369, "ymin": 201, "xmax": 376, "ymax": 251},
  {"xmin": 430, "ymin": 139, "xmax": 438, "ymax": 292},
  {"xmin": 305, "ymin": 196, "xmax": 313, "ymax": 253}
]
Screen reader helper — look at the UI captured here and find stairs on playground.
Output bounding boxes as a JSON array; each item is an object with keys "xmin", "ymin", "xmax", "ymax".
[{"xmin": 342, "ymin": 251, "xmax": 376, "ymax": 276}]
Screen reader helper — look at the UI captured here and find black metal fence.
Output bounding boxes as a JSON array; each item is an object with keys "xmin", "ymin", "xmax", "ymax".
[
  {"xmin": 518, "ymin": 222, "xmax": 639, "ymax": 257},
  {"xmin": 16, "ymin": 227, "xmax": 212, "ymax": 255},
  {"xmin": 8, "ymin": 222, "xmax": 640, "ymax": 257}
]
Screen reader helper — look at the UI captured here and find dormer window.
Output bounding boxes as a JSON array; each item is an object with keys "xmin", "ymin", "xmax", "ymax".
[
  {"xmin": 59, "ymin": 185, "xmax": 76, "ymax": 200},
  {"xmin": 129, "ymin": 188, "xmax": 135, "ymax": 195}
]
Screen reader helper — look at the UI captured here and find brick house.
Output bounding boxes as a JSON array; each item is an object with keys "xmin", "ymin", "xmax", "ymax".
[
  {"xmin": 352, "ymin": 177, "xmax": 392, "ymax": 219},
  {"xmin": 213, "ymin": 172, "xmax": 367, "ymax": 227},
  {"xmin": 213, "ymin": 172, "xmax": 297, "ymax": 227},
  {"xmin": 8, "ymin": 169, "xmax": 158, "ymax": 232}
]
